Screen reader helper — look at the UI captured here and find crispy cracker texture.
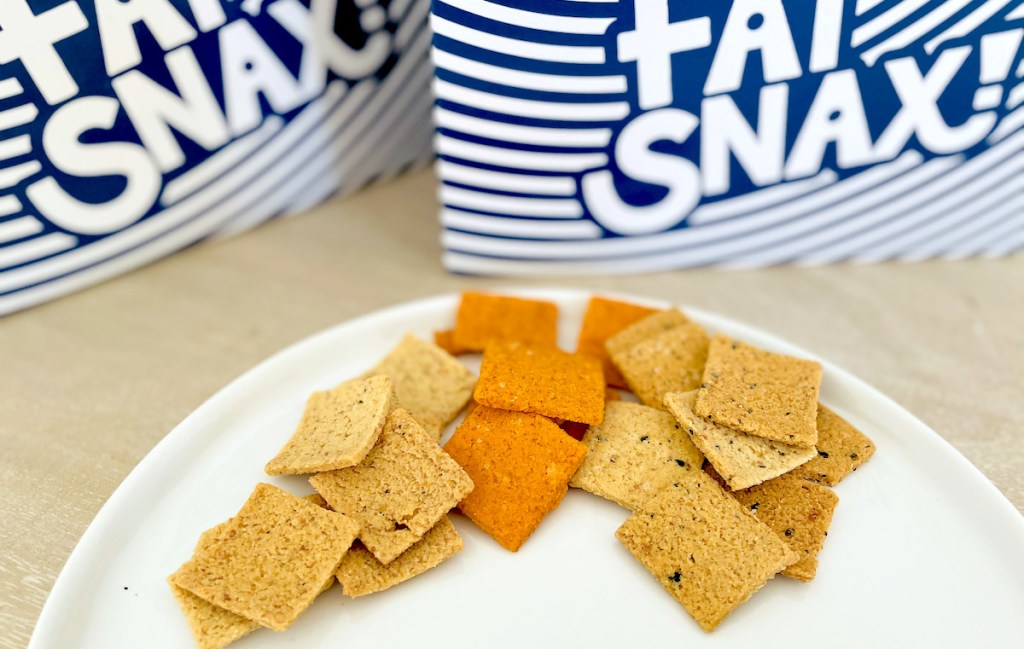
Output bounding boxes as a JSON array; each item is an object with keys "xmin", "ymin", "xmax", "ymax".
[
  {"xmin": 310, "ymin": 408, "xmax": 474, "ymax": 564},
  {"xmin": 616, "ymin": 472, "xmax": 798, "ymax": 632},
  {"xmin": 169, "ymin": 483, "xmax": 360, "ymax": 632},
  {"xmin": 265, "ymin": 376, "xmax": 395, "ymax": 475},
  {"xmin": 474, "ymin": 341, "xmax": 605, "ymax": 425},
  {"xmin": 695, "ymin": 334, "xmax": 822, "ymax": 447},
  {"xmin": 444, "ymin": 405, "xmax": 588, "ymax": 551},
  {"xmin": 665, "ymin": 391, "xmax": 816, "ymax": 490},
  {"xmin": 788, "ymin": 404, "xmax": 876, "ymax": 486},
  {"xmin": 604, "ymin": 309, "xmax": 690, "ymax": 360},
  {"xmin": 576, "ymin": 297, "xmax": 660, "ymax": 389},
  {"xmin": 611, "ymin": 321, "xmax": 710, "ymax": 409},
  {"xmin": 570, "ymin": 401, "xmax": 703, "ymax": 509},
  {"xmin": 337, "ymin": 516, "xmax": 463, "ymax": 597},
  {"xmin": 169, "ymin": 581, "xmax": 258, "ymax": 649},
  {"xmin": 361, "ymin": 334, "xmax": 476, "ymax": 440},
  {"xmin": 452, "ymin": 292, "xmax": 558, "ymax": 351},
  {"xmin": 434, "ymin": 329, "xmax": 471, "ymax": 356},
  {"xmin": 730, "ymin": 475, "xmax": 839, "ymax": 582}
]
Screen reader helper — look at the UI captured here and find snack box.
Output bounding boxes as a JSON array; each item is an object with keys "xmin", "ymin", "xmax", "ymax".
[{"xmin": 430, "ymin": 0, "xmax": 1024, "ymax": 274}]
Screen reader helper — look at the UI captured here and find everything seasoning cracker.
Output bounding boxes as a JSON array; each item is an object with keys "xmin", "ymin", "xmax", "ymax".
[
  {"xmin": 788, "ymin": 404, "xmax": 876, "ymax": 486},
  {"xmin": 604, "ymin": 309, "xmax": 690, "ymax": 360},
  {"xmin": 576, "ymin": 296, "xmax": 660, "ymax": 389},
  {"xmin": 474, "ymin": 341, "xmax": 605, "ymax": 425},
  {"xmin": 616, "ymin": 472, "xmax": 798, "ymax": 632},
  {"xmin": 169, "ymin": 484, "xmax": 360, "ymax": 632},
  {"xmin": 310, "ymin": 409, "xmax": 474, "ymax": 564},
  {"xmin": 665, "ymin": 390, "xmax": 817, "ymax": 490},
  {"xmin": 695, "ymin": 334, "xmax": 823, "ymax": 447},
  {"xmin": 570, "ymin": 401, "xmax": 703, "ymax": 510},
  {"xmin": 452, "ymin": 292, "xmax": 559, "ymax": 352},
  {"xmin": 730, "ymin": 476, "xmax": 839, "ymax": 582},
  {"xmin": 444, "ymin": 405, "xmax": 588, "ymax": 551}
]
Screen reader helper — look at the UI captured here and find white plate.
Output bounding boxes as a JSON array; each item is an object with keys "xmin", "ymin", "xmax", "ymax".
[{"xmin": 29, "ymin": 289, "xmax": 1024, "ymax": 648}]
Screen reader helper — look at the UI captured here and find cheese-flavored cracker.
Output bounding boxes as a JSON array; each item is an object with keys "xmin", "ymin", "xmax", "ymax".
[
  {"xmin": 444, "ymin": 406, "xmax": 588, "ymax": 551},
  {"xmin": 474, "ymin": 341, "xmax": 605, "ymax": 425},
  {"xmin": 452, "ymin": 292, "xmax": 558, "ymax": 351},
  {"xmin": 576, "ymin": 297, "xmax": 659, "ymax": 388}
]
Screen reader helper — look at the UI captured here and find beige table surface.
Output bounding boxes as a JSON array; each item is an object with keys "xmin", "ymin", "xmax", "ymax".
[{"xmin": 1, "ymin": 168, "xmax": 1022, "ymax": 647}]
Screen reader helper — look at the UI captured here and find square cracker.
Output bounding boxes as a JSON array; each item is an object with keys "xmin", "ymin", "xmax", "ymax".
[
  {"xmin": 169, "ymin": 583, "xmax": 258, "ymax": 649},
  {"xmin": 434, "ymin": 329, "xmax": 470, "ymax": 356},
  {"xmin": 610, "ymin": 321, "xmax": 710, "ymax": 409},
  {"xmin": 604, "ymin": 309, "xmax": 690, "ymax": 360},
  {"xmin": 729, "ymin": 475, "xmax": 839, "ymax": 582},
  {"xmin": 665, "ymin": 391, "xmax": 816, "ymax": 490},
  {"xmin": 576, "ymin": 297, "xmax": 659, "ymax": 389},
  {"xmin": 788, "ymin": 404, "xmax": 876, "ymax": 486},
  {"xmin": 265, "ymin": 376, "xmax": 395, "ymax": 475},
  {"xmin": 695, "ymin": 334, "xmax": 822, "ymax": 447},
  {"xmin": 452, "ymin": 292, "xmax": 559, "ymax": 351},
  {"xmin": 570, "ymin": 401, "xmax": 703, "ymax": 509},
  {"xmin": 169, "ymin": 483, "xmax": 360, "ymax": 632},
  {"xmin": 310, "ymin": 408, "xmax": 474, "ymax": 564},
  {"xmin": 361, "ymin": 334, "xmax": 476, "ymax": 440},
  {"xmin": 444, "ymin": 405, "xmax": 588, "ymax": 551},
  {"xmin": 337, "ymin": 516, "xmax": 463, "ymax": 598},
  {"xmin": 616, "ymin": 471, "xmax": 798, "ymax": 632},
  {"xmin": 474, "ymin": 341, "xmax": 605, "ymax": 425}
]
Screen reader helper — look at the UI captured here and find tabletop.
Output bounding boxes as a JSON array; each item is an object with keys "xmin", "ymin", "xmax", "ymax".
[{"xmin": 1, "ymin": 168, "xmax": 1021, "ymax": 648}]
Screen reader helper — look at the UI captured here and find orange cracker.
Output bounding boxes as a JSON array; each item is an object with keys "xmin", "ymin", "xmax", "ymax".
[
  {"xmin": 433, "ymin": 329, "xmax": 471, "ymax": 356},
  {"xmin": 443, "ymin": 405, "xmax": 588, "ymax": 551},
  {"xmin": 451, "ymin": 292, "xmax": 558, "ymax": 351},
  {"xmin": 474, "ymin": 341, "xmax": 605, "ymax": 425},
  {"xmin": 576, "ymin": 296, "xmax": 660, "ymax": 389}
]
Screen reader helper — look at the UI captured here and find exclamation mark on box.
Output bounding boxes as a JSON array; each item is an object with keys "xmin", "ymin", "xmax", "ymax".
[{"xmin": 973, "ymin": 29, "xmax": 1024, "ymax": 111}]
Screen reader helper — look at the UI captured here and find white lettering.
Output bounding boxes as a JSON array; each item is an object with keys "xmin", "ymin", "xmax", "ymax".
[
  {"xmin": 0, "ymin": 0, "xmax": 88, "ymax": 105},
  {"xmin": 705, "ymin": 0, "xmax": 802, "ymax": 96},
  {"xmin": 786, "ymin": 70, "xmax": 873, "ymax": 179},
  {"xmin": 95, "ymin": 0, "xmax": 197, "ymax": 77}
]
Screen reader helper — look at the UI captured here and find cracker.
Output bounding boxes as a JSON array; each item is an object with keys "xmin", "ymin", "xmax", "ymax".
[
  {"xmin": 361, "ymin": 334, "xmax": 476, "ymax": 440},
  {"xmin": 604, "ymin": 309, "xmax": 690, "ymax": 360},
  {"xmin": 730, "ymin": 475, "xmax": 839, "ymax": 582},
  {"xmin": 310, "ymin": 408, "xmax": 474, "ymax": 564},
  {"xmin": 265, "ymin": 376, "xmax": 395, "ymax": 475},
  {"xmin": 788, "ymin": 404, "xmax": 876, "ymax": 486},
  {"xmin": 452, "ymin": 292, "xmax": 559, "ymax": 351},
  {"xmin": 169, "ymin": 584, "xmax": 259, "ymax": 649},
  {"xmin": 611, "ymin": 321, "xmax": 710, "ymax": 409},
  {"xmin": 695, "ymin": 334, "xmax": 822, "ymax": 447},
  {"xmin": 665, "ymin": 391, "xmax": 816, "ymax": 490},
  {"xmin": 337, "ymin": 516, "xmax": 463, "ymax": 597},
  {"xmin": 576, "ymin": 297, "xmax": 660, "ymax": 388},
  {"xmin": 615, "ymin": 471, "xmax": 798, "ymax": 632},
  {"xmin": 433, "ymin": 329, "xmax": 470, "ymax": 356},
  {"xmin": 570, "ymin": 401, "xmax": 703, "ymax": 509},
  {"xmin": 443, "ymin": 405, "xmax": 588, "ymax": 551},
  {"xmin": 474, "ymin": 341, "xmax": 605, "ymax": 425},
  {"xmin": 169, "ymin": 483, "xmax": 360, "ymax": 632}
]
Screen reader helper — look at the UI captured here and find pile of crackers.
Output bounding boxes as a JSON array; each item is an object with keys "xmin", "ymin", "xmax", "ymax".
[{"xmin": 167, "ymin": 292, "xmax": 876, "ymax": 646}]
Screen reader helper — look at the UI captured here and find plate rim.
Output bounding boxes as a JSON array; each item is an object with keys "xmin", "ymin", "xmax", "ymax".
[{"xmin": 27, "ymin": 287, "xmax": 1024, "ymax": 648}]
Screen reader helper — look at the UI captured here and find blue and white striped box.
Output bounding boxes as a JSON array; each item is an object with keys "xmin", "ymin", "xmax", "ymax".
[
  {"xmin": 431, "ymin": 0, "xmax": 1024, "ymax": 274},
  {"xmin": 0, "ymin": 0, "xmax": 434, "ymax": 315}
]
